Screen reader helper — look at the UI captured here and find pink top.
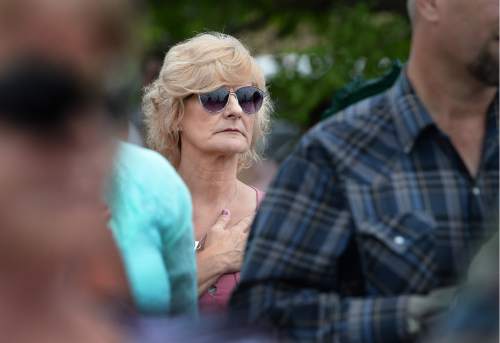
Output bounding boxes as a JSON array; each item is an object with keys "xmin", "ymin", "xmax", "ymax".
[{"xmin": 198, "ymin": 187, "xmax": 265, "ymax": 313}]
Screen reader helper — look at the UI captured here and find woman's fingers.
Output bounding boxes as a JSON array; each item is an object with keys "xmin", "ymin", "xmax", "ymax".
[
  {"xmin": 211, "ymin": 208, "xmax": 231, "ymax": 231},
  {"xmin": 236, "ymin": 214, "xmax": 255, "ymax": 233}
]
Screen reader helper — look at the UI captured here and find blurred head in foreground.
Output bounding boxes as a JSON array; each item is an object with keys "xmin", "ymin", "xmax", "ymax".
[
  {"xmin": 0, "ymin": 56, "xmax": 125, "ymax": 343},
  {"xmin": 0, "ymin": 0, "xmax": 137, "ymax": 341},
  {"xmin": 0, "ymin": 58, "xmax": 116, "ymax": 265},
  {"xmin": 0, "ymin": 0, "xmax": 135, "ymax": 85},
  {"xmin": 0, "ymin": 0, "xmax": 137, "ymax": 277}
]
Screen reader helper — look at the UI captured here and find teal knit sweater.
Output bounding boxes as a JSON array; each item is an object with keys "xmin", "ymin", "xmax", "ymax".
[{"xmin": 107, "ymin": 142, "xmax": 197, "ymax": 316}]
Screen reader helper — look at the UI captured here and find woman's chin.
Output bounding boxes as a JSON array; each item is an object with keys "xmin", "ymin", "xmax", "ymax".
[{"xmin": 206, "ymin": 144, "xmax": 249, "ymax": 157}]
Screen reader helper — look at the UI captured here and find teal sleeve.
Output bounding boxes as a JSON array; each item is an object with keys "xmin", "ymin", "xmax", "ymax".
[
  {"xmin": 108, "ymin": 142, "xmax": 197, "ymax": 316},
  {"xmin": 118, "ymin": 232, "xmax": 171, "ymax": 313},
  {"xmin": 160, "ymin": 177, "xmax": 198, "ymax": 317}
]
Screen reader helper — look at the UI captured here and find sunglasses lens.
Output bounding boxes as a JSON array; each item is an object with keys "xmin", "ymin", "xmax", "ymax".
[
  {"xmin": 236, "ymin": 87, "xmax": 263, "ymax": 114},
  {"xmin": 199, "ymin": 87, "xmax": 229, "ymax": 113}
]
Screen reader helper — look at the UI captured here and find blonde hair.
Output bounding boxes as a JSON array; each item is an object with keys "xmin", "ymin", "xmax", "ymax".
[{"xmin": 143, "ymin": 32, "xmax": 272, "ymax": 169}]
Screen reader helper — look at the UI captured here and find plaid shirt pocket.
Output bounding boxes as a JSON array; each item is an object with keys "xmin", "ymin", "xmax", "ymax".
[{"xmin": 356, "ymin": 212, "xmax": 438, "ymax": 294}]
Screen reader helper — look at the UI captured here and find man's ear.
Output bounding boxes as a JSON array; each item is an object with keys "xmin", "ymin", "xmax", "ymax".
[{"xmin": 415, "ymin": 0, "xmax": 440, "ymax": 23}]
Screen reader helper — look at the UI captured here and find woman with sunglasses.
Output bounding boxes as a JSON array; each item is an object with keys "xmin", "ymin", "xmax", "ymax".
[{"xmin": 143, "ymin": 32, "xmax": 272, "ymax": 312}]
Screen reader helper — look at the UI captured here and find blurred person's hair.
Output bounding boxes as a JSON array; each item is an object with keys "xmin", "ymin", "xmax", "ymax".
[
  {"xmin": 143, "ymin": 32, "xmax": 272, "ymax": 170},
  {"xmin": 0, "ymin": 58, "xmax": 107, "ymax": 136},
  {"xmin": 407, "ymin": 0, "xmax": 416, "ymax": 24},
  {"xmin": 0, "ymin": 0, "xmax": 138, "ymax": 82},
  {"xmin": 0, "ymin": 0, "xmax": 136, "ymax": 52}
]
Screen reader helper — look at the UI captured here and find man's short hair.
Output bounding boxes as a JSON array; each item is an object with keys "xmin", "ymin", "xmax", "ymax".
[{"xmin": 407, "ymin": 0, "xmax": 416, "ymax": 24}]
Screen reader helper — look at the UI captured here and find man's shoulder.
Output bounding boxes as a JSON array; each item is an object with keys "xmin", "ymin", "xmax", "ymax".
[
  {"xmin": 317, "ymin": 92, "xmax": 391, "ymax": 138},
  {"xmin": 302, "ymin": 92, "xmax": 398, "ymax": 164}
]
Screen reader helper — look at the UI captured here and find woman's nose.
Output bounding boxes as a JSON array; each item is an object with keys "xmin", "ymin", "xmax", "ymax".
[{"xmin": 223, "ymin": 93, "xmax": 243, "ymax": 118}]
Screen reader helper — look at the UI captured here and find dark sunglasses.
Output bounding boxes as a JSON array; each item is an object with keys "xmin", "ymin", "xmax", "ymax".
[{"xmin": 197, "ymin": 86, "xmax": 264, "ymax": 115}]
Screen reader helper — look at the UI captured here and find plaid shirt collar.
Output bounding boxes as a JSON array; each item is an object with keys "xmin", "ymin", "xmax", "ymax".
[{"xmin": 388, "ymin": 70, "xmax": 499, "ymax": 155}]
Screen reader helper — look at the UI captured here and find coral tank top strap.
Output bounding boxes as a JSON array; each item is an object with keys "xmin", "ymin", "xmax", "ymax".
[{"xmin": 249, "ymin": 185, "xmax": 265, "ymax": 208}]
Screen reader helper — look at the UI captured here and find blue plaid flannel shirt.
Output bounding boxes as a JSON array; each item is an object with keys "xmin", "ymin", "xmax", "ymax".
[{"xmin": 230, "ymin": 72, "xmax": 499, "ymax": 342}]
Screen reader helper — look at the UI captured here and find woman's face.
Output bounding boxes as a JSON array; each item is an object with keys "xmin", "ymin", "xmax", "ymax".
[{"xmin": 180, "ymin": 84, "xmax": 257, "ymax": 159}]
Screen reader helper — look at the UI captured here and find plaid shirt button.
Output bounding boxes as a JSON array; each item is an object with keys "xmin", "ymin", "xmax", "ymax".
[{"xmin": 394, "ymin": 236, "xmax": 406, "ymax": 245}]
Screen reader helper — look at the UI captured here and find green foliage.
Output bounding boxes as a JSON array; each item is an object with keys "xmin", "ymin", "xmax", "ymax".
[
  {"xmin": 142, "ymin": 1, "xmax": 411, "ymax": 128},
  {"xmin": 268, "ymin": 5, "xmax": 411, "ymax": 127}
]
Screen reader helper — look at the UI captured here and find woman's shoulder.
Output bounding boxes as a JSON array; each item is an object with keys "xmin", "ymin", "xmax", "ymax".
[
  {"xmin": 245, "ymin": 184, "xmax": 265, "ymax": 206},
  {"xmin": 254, "ymin": 188, "xmax": 265, "ymax": 205}
]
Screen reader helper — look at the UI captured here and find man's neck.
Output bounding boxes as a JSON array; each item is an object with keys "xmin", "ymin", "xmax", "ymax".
[
  {"xmin": 407, "ymin": 42, "xmax": 496, "ymax": 127},
  {"xmin": 408, "ymin": 60, "xmax": 497, "ymax": 125},
  {"xmin": 407, "ymin": 44, "xmax": 497, "ymax": 177}
]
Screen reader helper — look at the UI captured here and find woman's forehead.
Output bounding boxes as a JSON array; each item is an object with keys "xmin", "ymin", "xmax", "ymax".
[
  {"xmin": 220, "ymin": 82, "xmax": 255, "ymax": 89},
  {"xmin": 215, "ymin": 71, "xmax": 257, "ymax": 85},
  {"xmin": 195, "ymin": 78, "xmax": 257, "ymax": 92}
]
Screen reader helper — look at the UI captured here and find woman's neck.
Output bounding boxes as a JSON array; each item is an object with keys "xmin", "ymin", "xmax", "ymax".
[{"xmin": 177, "ymin": 147, "xmax": 239, "ymax": 207}]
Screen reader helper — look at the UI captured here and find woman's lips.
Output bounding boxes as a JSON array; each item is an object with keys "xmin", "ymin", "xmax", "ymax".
[{"xmin": 219, "ymin": 128, "xmax": 245, "ymax": 136}]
